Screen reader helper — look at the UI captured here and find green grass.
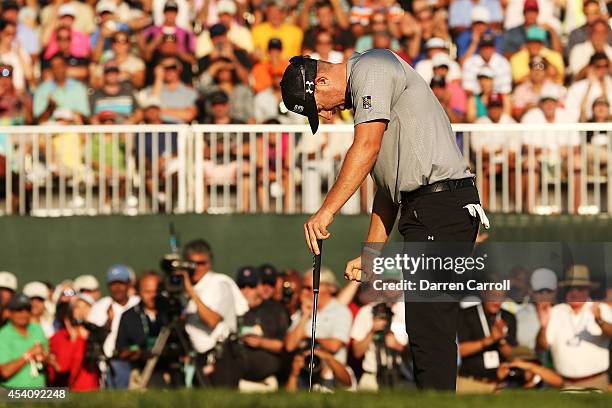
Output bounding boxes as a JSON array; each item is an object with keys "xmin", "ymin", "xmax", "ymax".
[{"xmin": 6, "ymin": 389, "xmax": 612, "ymax": 408}]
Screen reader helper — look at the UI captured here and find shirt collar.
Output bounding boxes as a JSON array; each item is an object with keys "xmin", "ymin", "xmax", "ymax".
[{"xmin": 344, "ymin": 52, "xmax": 360, "ymax": 111}]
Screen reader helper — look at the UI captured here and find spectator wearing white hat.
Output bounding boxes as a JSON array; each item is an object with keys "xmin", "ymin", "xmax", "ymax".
[
  {"xmin": 73, "ymin": 274, "xmax": 101, "ymax": 302},
  {"xmin": 41, "ymin": 3, "xmax": 92, "ymax": 60},
  {"xmin": 516, "ymin": 268, "xmax": 558, "ymax": 350},
  {"xmin": 415, "ymin": 37, "xmax": 462, "ymax": 85},
  {"xmin": 285, "ymin": 267, "xmax": 353, "ymax": 377},
  {"xmin": 0, "ymin": 271, "xmax": 17, "ymax": 325},
  {"xmin": 87, "ymin": 264, "xmax": 140, "ymax": 389},
  {"xmin": 90, "ymin": 1, "xmax": 130, "ymax": 62},
  {"xmin": 448, "ymin": 0, "xmax": 503, "ymax": 32},
  {"xmin": 537, "ymin": 265, "xmax": 612, "ymax": 391},
  {"xmin": 196, "ymin": 0, "xmax": 254, "ymax": 58},
  {"xmin": 456, "ymin": 6, "xmax": 502, "ymax": 63},
  {"xmin": 40, "ymin": 1, "xmax": 96, "ymax": 37},
  {"xmin": 23, "ymin": 281, "xmax": 55, "ymax": 338}
]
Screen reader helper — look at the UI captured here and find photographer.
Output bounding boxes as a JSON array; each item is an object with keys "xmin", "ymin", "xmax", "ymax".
[
  {"xmin": 48, "ymin": 295, "xmax": 100, "ymax": 391},
  {"xmin": 116, "ymin": 272, "xmax": 181, "ymax": 388},
  {"xmin": 351, "ymin": 300, "xmax": 408, "ymax": 390},
  {"xmin": 0, "ymin": 293, "xmax": 49, "ymax": 388},
  {"xmin": 286, "ymin": 347, "xmax": 355, "ymax": 391},
  {"xmin": 496, "ymin": 346, "xmax": 563, "ymax": 389},
  {"xmin": 182, "ymin": 239, "xmax": 248, "ymax": 388},
  {"xmin": 285, "ymin": 268, "xmax": 352, "ymax": 384},
  {"xmin": 235, "ymin": 266, "xmax": 289, "ymax": 386}
]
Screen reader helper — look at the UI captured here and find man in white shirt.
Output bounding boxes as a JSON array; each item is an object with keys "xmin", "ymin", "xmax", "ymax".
[
  {"xmin": 415, "ymin": 37, "xmax": 462, "ymax": 85},
  {"xmin": 350, "ymin": 300, "xmax": 408, "ymax": 390},
  {"xmin": 565, "ymin": 52, "xmax": 612, "ymax": 122},
  {"xmin": 536, "ymin": 265, "xmax": 612, "ymax": 391},
  {"xmin": 568, "ymin": 19, "xmax": 612, "ymax": 79},
  {"xmin": 462, "ymin": 33, "xmax": 512, "ymax": 95},
  {"xmin": 182, "ymin": 239, "xmax": 247, "ymax": 387},
  {"xmin": 87, "ymin": 264, "xmax": 140, "ymax": 389},
  {"xmin": 285, "ymin": 267, "xmax": 352, "ymax": 381}
]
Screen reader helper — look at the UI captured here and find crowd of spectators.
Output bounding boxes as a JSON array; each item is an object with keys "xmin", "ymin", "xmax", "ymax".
[
  {"xmin": 0, "ymin": 0, "xmax": 611, "ymax": 216},
  {"xmin": 0, "ymin": 0, "xmax": 609, "ymax": 128},
  {"xmin": 0, "ymin": 240, "xmax": 611, "ymax": 392}
]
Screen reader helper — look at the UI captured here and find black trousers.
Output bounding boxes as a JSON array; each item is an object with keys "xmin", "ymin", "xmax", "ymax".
[{"xmin": 398, "ymin": 185, "xmax": 480, "ymax": 391}]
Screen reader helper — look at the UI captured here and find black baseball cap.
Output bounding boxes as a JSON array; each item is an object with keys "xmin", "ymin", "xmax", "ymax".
[
  {"xmin": 236, "ymin": 266, "xmax": 260, "ymax": 288},
  {"xmin": 210, "ymin": 90, "xmax": 229, "ymax": 105},
  {"xmin": 479, "ymin": 32, "xmax": 496, "ymax": 47},
  {"xmin": 280, "ymin": 56, "xmax": 319, "ymax": 134},
  {"xmin": 259, "ymin": 263, "xmax": 278, "ymax": 286},
  {"xmin": 7, "ymin": 292, "xmax": 31, "ymax": 311},
  {"xmin": 268, "ymin": 38, "xmax": 283, "ymax": 51},
  {"xmin": 163, "ymin": 0, "xmax": 179, "ymax": 12},
  {"xmin": 209, "ymin": 23, "xmax": 227, "ymax": 38}
]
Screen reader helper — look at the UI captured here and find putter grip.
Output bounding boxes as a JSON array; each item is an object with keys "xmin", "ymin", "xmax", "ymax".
[{"xmin": 312, "ymin": 239, "xmax": 323, "ymax": 291}]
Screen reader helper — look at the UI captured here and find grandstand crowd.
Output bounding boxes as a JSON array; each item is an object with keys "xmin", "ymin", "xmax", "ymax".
[
  {"xmin": 0, "ymin": 0, "xmax": 610, "ymax": 128},
  {"xmin": 0, "ymin": 240, "xmax": 611, "ymax": 392}
]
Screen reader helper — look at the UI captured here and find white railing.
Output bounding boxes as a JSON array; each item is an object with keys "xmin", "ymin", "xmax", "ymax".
[{"xmin": 1, "ymin": 123, "xmax": 610, "ymax": 216}]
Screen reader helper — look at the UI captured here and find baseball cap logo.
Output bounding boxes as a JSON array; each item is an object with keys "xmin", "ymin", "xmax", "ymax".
[{"xmin": 293, "ymin": 104, "xmax": 304, "ymax": 113}]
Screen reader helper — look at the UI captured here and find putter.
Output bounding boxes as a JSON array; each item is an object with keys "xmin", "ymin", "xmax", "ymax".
[{"xmin": 308, "ymin": 239, "xmax": 323, "ymax": 392}]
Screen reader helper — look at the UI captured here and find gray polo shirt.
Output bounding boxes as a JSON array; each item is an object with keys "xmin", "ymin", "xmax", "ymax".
[{"xmin": 347, "ymin": 49, "xmax": 471, "ymax": 203}]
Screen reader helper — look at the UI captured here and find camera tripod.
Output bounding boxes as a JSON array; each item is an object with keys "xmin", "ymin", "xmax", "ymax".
[{"xmin": 129, "ymin": 318, "xmax": 206, "ymax": 389}]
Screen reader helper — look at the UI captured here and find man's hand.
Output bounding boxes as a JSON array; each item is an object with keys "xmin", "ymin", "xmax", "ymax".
[
  {"xmin": 371, "ymin": 316, "xmax": 387, "ymax": 333},
  {"xmin": 304, "ymin": 208, "xmax": 333, "ymax": 254},
  {"xmin": 107, "ymin": 304, "xmax": 114, "ymax": 323},
  {"xmin": 344, "ymin": 256, "xmax": 362, "ymax": 281},
  {"xmin": 301, "ymin": 295, "xmax": 313, "ymax": 318},
  {"xmin": 592, "ymin": 302, "xmax": 603, "ymax": 323},
  {"xmin": 491, "ymin": 318, "xmax": 507, "ymax": 341},
  {"xmin": 181, "ymin": 271, "xmax": 196, "ymax": 298},
  {"xmin": 536, "ymin": 302, "xmax": 551, "ymax": 328},
  {"xmin": 242, "ymin": 335, "xmax": 263, "ymax": 348},
  {"xmin": 290, "ymin": 353, "xmax": 305, "ymax": 376}
]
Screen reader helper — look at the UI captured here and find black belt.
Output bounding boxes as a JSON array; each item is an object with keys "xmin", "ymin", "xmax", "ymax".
[{"xmin": 401, "ymin": 177, "xmax": 475, "ymax": 202}]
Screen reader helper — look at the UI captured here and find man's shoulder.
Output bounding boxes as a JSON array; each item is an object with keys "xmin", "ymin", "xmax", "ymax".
[
  {"xmin": 460, "ymin": 304, "xmax": 480, "ymax": 318},
  {"xmin": 0, "ymin": 322, "xmax": 14, "ymax": 337}
]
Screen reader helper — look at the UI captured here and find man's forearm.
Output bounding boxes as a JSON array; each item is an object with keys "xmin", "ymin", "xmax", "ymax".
[
  {"xmin": 366, "ymin": 189, "xmax": 398, "ymax": 242},
  {"xmin": 285, "ymin": 319, "xmax": 307, "ymax": 351},
  {"xmin": 320, "ymin": 121, "xmax": 385, "ymax": 215},
  {"xmin": 0, "ymin": 356, "xmax": 28, "ymax": 379},
  {"xmin": 192, "ymin": 295, "xmax": 222, "ymax": 329}
]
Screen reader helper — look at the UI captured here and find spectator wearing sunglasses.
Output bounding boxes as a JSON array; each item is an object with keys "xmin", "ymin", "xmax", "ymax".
[
  {"xmin": 515, "ymin": 268, "xmax": 558, "ymax": 351},
  {"xmin": 236, "ymin": 266, "xmax": 289, "ymax": 386},
  {"xmin": 182, "ymin": 239, "xmax": 249, "ymax": 387},
  {"xmin": 0, "ymin": 293, "xmax": 49, "ymax": 388},
  {"xmin": 143, "ymin": 57, "xmax": 197, "ymax": 124}
]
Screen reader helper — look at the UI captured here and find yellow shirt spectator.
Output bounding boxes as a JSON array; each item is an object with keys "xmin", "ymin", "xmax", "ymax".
[
  {"xmin": 251, "ymin": 22, "xmax": 304, "ymax": 61},
  {"xmin": 510, "ymin": 26, "xmax": 564, "ymax": 83}
]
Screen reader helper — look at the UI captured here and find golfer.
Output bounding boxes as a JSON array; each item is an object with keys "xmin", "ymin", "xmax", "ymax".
[{"xmin": 280, "ymin": 49, "xmax": 489, "ymax": 391}]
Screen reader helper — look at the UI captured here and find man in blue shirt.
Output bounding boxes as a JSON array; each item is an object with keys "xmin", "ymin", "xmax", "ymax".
[
  {"xmin": 33, "ymin": 54, "xmax": 90, "ymax": 123},
  {"xmin": 456, "ymin": 6, "xmax": 503, "ymax": 61}
]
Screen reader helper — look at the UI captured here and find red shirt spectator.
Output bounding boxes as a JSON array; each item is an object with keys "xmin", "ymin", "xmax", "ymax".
[{"xmin": 48, "ymin": 327, "xmax": 99, "ymax": 392}]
